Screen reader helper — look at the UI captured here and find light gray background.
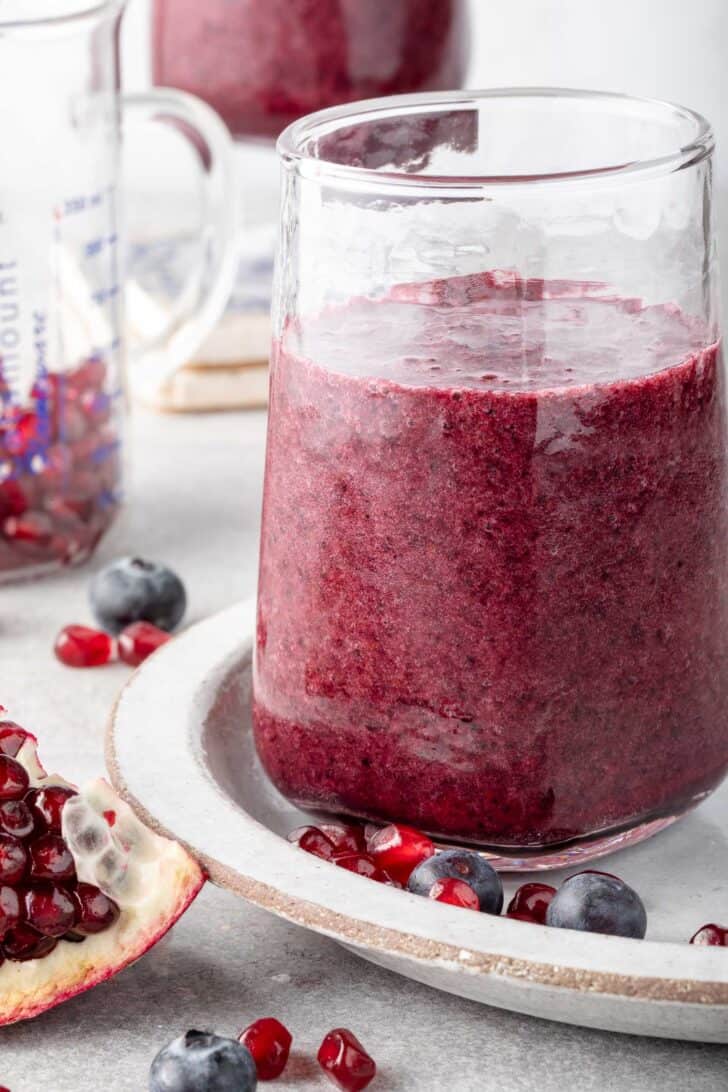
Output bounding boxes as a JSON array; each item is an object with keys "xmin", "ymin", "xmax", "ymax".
[{"xmin": 1, "ymin": 410, "xmax": 727, "ymax": 1090}]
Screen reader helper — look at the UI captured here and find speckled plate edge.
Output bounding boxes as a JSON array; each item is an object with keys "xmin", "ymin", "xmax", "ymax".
[{"xmin": 105, "ymin": 601, "xmax": 728, "ymax": 1042}]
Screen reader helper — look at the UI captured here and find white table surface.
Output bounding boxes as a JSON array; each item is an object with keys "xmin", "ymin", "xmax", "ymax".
[{"xmin": 1, "ymin": 407, "xmax": 727, "ymax": 1092}]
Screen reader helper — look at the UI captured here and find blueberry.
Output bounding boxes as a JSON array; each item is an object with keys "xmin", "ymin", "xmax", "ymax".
[
  {"xmin": 90, "ymin": 557, "xmax": 186, "ymax": 635},
  {"xmin": 545, "ymin": 872, "xmax": 647, "ymax": 938},
  {"xmin": 407, "ymin": 849, "xmax": 503, "ymax": 913},
  {"xmin": 150, "ymin": 1030, "xmax": 257, "ymax": 1092}
]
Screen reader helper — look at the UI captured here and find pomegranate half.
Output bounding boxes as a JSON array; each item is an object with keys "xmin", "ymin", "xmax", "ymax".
[{"xmin": 0, "ymin": 722, "xmax": 204, "ymax": 1025}]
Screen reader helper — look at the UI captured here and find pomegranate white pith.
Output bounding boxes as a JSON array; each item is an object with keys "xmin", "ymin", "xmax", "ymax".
[{"xmin": 0, "ymin": 735, "xmax": 204, "ymax": 1025}]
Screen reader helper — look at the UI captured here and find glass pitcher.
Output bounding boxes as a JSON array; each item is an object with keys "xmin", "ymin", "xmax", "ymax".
[
  {"xmin": 0, "ymin": 0, "xmax": 238, "ymax": 581},
  {"xmin": 255, "ymin": 90, "xmax": 727, "ymax": 869}
]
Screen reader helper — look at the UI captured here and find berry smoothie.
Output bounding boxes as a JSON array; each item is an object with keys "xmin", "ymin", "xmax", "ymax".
[
  {"xmin": 253, "ymin": 273, "xmax": 728, "ymax": 849},
  {"xmin": 153, "ymin": 0, "xmax": 469, "ymax": 140}
]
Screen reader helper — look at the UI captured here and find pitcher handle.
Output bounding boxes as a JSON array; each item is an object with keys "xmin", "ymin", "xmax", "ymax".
[{"xmin": 121, "ymin": 88, "xmax": 240, "ymax": 402}]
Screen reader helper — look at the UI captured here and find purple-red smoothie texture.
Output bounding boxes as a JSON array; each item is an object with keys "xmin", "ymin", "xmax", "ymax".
[
  {"xmin": 152, "ymin": 0, "xmax": 468, "ymax": 140},
  {"xmin": 253, "ymin": 273, "xmax": 728, "ymax": 848}
]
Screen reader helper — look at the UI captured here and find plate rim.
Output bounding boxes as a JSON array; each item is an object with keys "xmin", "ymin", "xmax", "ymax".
[{"xmin": 105, "ymin": 601, "xmax": 728, "ymax": 1008}]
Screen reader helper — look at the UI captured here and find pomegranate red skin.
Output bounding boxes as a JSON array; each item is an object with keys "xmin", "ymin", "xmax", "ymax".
[
  {"xmin": 54, "ymin": 625, "xmax": 114, "ymax": 668},
  {"xmin": 690, "ymin": 923, "xmax": 728, "ymax": 945},
  {"xmin": 317, "ymin": 1028, "xmax": 376, "ymax": 1092},
  {"xmin": 367, "ymin": 823, "xmax": 434, "ymax": 884},
  {"xmin": 506, "ymin": 882, "xmax": 557, "ymax": 925},
  {"xmin": 118, "ymin": 621, "xmax": 171, "ymax": 667},
  {"xmin": 239, "ymin": 1017, "xmax": 293, "ymax": 1080},
  {"xmin": 428, "ymin": 877, "xmax": 480, "ymax": 909}
]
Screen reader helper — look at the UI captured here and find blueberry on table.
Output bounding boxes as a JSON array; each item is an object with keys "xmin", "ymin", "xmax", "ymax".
[
  {"xmin": 150, "ymin": 1030, "xmax": 257, "ymax": 1092},
  {"xmin": 90, "ymin": 557, "xmax": 186, "ymax": 635},
  {"xmin": 407, "ymin": 849, "xmax": 504, "ymax": 914},
  {"xmin": 545, "ymin": 872, "xmax": 647, "ymax": 939}
]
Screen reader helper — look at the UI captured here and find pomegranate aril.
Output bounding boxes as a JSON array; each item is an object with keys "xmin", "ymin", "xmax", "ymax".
[
  {"xmin": 506, "ymin": 882, "xmax": 556, "ymax": 925},
  {"xmin": 506, "ymin": 910, "xmax": 538, "ymax": 923},
  {"xmin": 2, "ymin": 510, "xmax": 54, "ymax": 549},
  {"xmin": 0, "ymin": 885, "xmax": 21, "ymax": 938},
  {"xmin": 2, "ymin": 922, "xmax": 57, "ymax": 962},
  {"xmin": 333, "ymin": 852, "xmax": 391, "ymax": 883},
  {"xmin": 25, "ymin": 883, "xmax": 77, "ymax": 937},
  {"xmin": 318, "ymin": 820, "xmax": 365, "ymax": 855},
  {"xmin": 0, "ymin": 756, "xmax": 29, "ymax": 800},
  {"xmin": 72, "ymin": 883, "xmax": 120, "ymax": 935},
  {"xmin": 54, "ymin": 625, "xmax": 114, "ymax": 668},
  {"xmin": 690, "ymin": 923, "xmax": 728, "ymax": 945},
  {"xmin": 429, "ymin": 877, "xmax": 480, "ymax": 909},
  {"xmin": 4, "ymin": 412, "xmax": 40, "ymax": 457},
  {"xmin": 0, "ymin": 724, "xmax": 31, "ymax": 759},
  {"xmin": 29, "ymin": 833, "xmax": 76, "ymax": 883},
  {"xmin": 0, "ymin": 836, "xmax": 27, "ymax": 885},
  {"xmin": 0, "ymin": 801, "xmax": 35, "ymax": 839},
  {"xmin": 317, "ymin": 1028, "xmax": 376, "ymax": 1092},
  {"xmin": 0, "ymin": 480, "xmax": 28, "ymax": 520},
  {"xmin": 238, "ymin": 1017, "xmax": 292, "ymax": 1080},
  {"xmin": 288, "ymin": 825, "xmax": 336, "ymax": 860},
  {"xmin": 367, "ymin": 823, "xmax": 434, "ymax": 884},
  {"xmin": 26, "ymin": 786, "xmax": 78, "ymax": 834},
  {"xmin": 118, "ymin": 621, "xmax": 171, "ymax": 667}
]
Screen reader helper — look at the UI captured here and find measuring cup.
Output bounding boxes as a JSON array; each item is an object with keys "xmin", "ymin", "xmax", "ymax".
[{"xmin": 0, "ymin": 0, "xmax": 239, "ymax": 581}]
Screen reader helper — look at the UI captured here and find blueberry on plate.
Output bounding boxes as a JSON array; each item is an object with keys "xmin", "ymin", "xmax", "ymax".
[
  {"xmin": 407, "ymin": 849, "xmax": 503, "ymax": 913},
  {"xmin": 545, "ymin": 871, "xmax": 647, "ymax": 939},
  {"xmin": 90, "ymin": 557, "xmax": 186, "ymax": 635},
  {"xmin": 150, "ymin": 1030, "xmax": 257, "ymax": 1092}
]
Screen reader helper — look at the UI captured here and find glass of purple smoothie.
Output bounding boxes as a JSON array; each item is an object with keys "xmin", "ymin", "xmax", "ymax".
[{"xmin": 254, "ymin": 90, "xmax": 728, "ymax": 868}]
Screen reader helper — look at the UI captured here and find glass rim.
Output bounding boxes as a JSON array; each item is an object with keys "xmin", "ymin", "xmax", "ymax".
[
  {"xmin": 278, "ymin": 87, "xmax": 714, "ymax": 190},
  {"xmin": 0, "ymin": 0, "xmax": 124, "ymax": 31}
]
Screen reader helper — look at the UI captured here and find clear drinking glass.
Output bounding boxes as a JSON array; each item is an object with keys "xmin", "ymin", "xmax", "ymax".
[
  {"xmin": 0, "ymin": 0, "xmax": 238, "ymax": 581},
  {"xmin": 254, "ymin": 90, "xmax": 727, "ymax": 869}
]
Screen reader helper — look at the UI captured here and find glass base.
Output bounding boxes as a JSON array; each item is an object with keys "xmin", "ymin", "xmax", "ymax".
[{"xmin": 460, "ymin": 813, "xmax": 682, "ymax": 873}]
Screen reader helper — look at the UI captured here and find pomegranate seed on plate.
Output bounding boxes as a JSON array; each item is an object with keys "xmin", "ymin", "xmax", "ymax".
[
  {"xmin": 317, "ymin": 1028, "xmax": 376, "ymax": 1092},
  {"xmin": 238, "ymin": 1016, "xmax": 292, "ymax": 1080},
  {"xmin": 690, "ymin": 923, "xmax": 728, "ymax": 945},
  {"xmin": 506, "ymin": 882, "xmax": 556, "ymax": 924},
  {"xmin": 367, "ymin": 822, "xmax": 434, "ymax": 884},
  {"xmin": 118, "ymin": 621, "xmax": 171, "ymax": 667},
  {"xmin": 333, "ymin": 852, "xmax": 391, "ymax": 883},
  {"xmin": 428, "ymin": 877, "xmax": 480, "ymax": 909},
  {"xmin": 0, "ymin": 756, "xmax": 29, "ymax": 800},
  {"xmin": 318, "ymin": 820, "xmax": 364, "ymax": 855},
  {"xmin": 287, "ymin": 826, "xmax": 336, "ymax": 860},
  {"xmin": 54, "ymin": 624, "xmax": 114, "ymax": 668},
  {"xmin": 0, "ymin": 480, "xmax": 28, "ymax": 520}
]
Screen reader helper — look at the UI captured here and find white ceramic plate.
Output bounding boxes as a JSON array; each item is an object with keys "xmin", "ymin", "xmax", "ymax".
[{"xmin": 106, "ymin": 602, "xmax": 728, "ymax": 1042}]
